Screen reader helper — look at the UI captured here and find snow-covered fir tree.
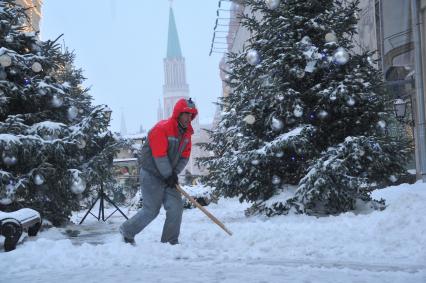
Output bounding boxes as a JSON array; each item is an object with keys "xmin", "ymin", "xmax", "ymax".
[
  {"xmin": 0, "ymin": 1, "xmax": 121, "ymax": 225},
  {"xmin": 199, "ymin": 0, "xmax": 410, "ymax": 216}
]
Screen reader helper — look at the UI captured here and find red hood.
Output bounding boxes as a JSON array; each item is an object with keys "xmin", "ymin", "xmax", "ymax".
[{"xmin": 172, "ymin": 98, "xmax": 198, "ymax": 121}]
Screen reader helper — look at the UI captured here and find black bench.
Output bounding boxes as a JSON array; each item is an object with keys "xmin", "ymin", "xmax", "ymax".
[{"xmin": 0, "ymin": 208, "xmax": 42, "ymax": 252}]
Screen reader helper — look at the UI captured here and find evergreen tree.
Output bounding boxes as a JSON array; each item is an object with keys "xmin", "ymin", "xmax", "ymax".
[
  {"xmin": 0, "ymin": 1, "xmax": 120, "ymax": 225},
  {"xmin": 200, "ymin": 0, "xmax": 410, "ymax": 215}
]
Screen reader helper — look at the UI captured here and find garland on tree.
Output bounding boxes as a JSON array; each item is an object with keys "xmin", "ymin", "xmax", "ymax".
[
  {"xmin": 0, "ymin": 0, "xmax": 122, "ymax": 225},
  {"xmin": 199, "ymin": 0, "xmax": 410, "ymax": 216}
]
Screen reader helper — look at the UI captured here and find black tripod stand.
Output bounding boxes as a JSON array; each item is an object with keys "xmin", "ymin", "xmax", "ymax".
[{"xmin": 79, "ymin": 183, "xmax": 128, "ymax": 224}]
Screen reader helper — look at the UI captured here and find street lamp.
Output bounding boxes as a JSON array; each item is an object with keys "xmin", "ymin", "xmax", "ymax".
[
  {"xmin": 104, "ymin": 106, "xmax": 112, "ymax": 121},
  {"xmin": 393, "ymin": 98, "xmax": 414, "ymax": 127},
  {"xmin": 393, "ymin": 98, "xmax": 407, "ymax": 122}
]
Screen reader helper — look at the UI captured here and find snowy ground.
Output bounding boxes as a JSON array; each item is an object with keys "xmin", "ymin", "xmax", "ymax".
[{"xmin": 1, "ymin": 182, "xmax": 426, "ymax": 283}]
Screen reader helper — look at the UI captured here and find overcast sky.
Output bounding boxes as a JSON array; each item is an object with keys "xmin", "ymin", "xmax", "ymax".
[{"xmin": 41, "ymin": 0, "xmax": 226, "ymax": 133}]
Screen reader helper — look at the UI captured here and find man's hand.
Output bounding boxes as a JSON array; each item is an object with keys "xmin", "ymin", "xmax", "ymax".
[{"xmin": 165, "ymin": 172, "xmax": 178, "ymax": 188}]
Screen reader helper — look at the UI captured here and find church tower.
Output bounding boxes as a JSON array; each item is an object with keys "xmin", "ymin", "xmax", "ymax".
[
  {"xmin": 160, "ymin": 2, "xmax": 205, "ymax": 176},
  {"xmin": 161, "ymin": 3, "xmax": 191, "ymax": 120}
]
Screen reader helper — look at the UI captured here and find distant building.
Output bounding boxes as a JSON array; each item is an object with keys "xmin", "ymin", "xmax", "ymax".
[
  {"xmin": 214, "ymin": 2, "xmax": 257, "ymax": 125},
  {"xmin": 113, "ymin": 133, "xmax": 146, "ymax": 188},
  {"xmin": 188, "ymin": 122, "xmax": 212, "ymax": 177}
]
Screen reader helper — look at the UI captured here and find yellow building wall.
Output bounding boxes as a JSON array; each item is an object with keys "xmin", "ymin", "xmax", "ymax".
[{"xmin": 16, "ymin": 0, "xmax": 42, "ymax": 32}]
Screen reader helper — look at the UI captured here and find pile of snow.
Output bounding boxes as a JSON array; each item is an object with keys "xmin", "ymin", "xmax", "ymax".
[
  {"xmin": 1, "ymin": 182, "xmax": 425, "ymax": 282},
  {"xmin": 180, "ymin": 184, "xmax": 214, "ymax": 208},
  {"xmin": 181, "ymin": 183, "xmax": 213, "ymax": 199}
]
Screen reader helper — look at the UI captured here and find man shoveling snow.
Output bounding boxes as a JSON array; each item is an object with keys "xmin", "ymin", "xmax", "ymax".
[{"xmin": 119, "ymin": 98, "xmax": 197, "ymax": 245}]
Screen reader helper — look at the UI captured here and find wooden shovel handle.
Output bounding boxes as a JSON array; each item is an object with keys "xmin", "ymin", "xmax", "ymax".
[{"xmin": 175, "ymin": 184, "xmax": 232, "ymax": 236}]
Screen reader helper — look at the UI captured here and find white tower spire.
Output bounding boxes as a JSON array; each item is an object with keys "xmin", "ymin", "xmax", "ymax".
[
  {"xmin": 163, "ymin": 3, "xmax": 190, "ymax": 119},
  {"xmin": 120, "ymin": 110, "xmax": 127, "ymax": 136}
]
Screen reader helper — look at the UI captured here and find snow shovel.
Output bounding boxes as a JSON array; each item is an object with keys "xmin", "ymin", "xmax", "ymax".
[{"xmin": 175, "ymin": 184, "xmax": 233, "ymax": 236}]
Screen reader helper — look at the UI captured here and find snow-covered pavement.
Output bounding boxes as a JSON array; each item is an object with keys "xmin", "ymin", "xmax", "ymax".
[{"xmin": 1, "ymin": 182, "xmax": 426, "ymax": 283}]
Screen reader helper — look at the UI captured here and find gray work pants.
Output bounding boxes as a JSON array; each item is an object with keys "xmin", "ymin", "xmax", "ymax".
[{"xmin": 120, "ymin": 169, "xmax": 183, "ymax": 244}]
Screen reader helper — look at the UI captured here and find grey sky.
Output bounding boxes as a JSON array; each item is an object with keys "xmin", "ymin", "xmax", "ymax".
[{"xmin": 41, "ymin": 0, "xmax": 225, "ymax": 133}]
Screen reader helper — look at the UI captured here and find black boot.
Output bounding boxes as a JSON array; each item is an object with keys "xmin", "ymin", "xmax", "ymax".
[
  {"xmin": 124, "ymin": 237, "xmax": 136, "ymax": 245},
  {"xmin": 119, "ymin": 226, "xmax": 136, "ymax": 245}
]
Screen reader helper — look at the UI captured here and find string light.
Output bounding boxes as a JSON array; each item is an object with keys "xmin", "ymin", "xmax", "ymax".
[{"xmin": 18, "ymin": 0, "xmax": 43, "ymax": 32}]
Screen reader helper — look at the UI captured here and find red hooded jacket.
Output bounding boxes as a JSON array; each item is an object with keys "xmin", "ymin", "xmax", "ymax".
[{"xmin": 140, "ymin": 98, "xmax": 198, "ymax": 179}]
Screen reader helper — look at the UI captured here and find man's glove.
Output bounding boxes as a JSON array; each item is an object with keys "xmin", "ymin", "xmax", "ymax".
[{"xmin": 165, "ymin": 172, "xmax": 178, "ymax": 188}]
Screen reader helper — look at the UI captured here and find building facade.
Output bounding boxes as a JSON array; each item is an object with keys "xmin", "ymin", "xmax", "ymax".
[
  {"xmin": 16, "ymin": 0, "xmax": 42, "ymax": 32},
  {"xmin": 356, "ymin": 0, "xmax": 426, "ymax": 181},
  {"xmin": 113, "ymin": 133, "xmax": 146, "ymax": 190},
  {"xmin": 215, "ymin": 0, "xmax": 426, "ymax": 181}
]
